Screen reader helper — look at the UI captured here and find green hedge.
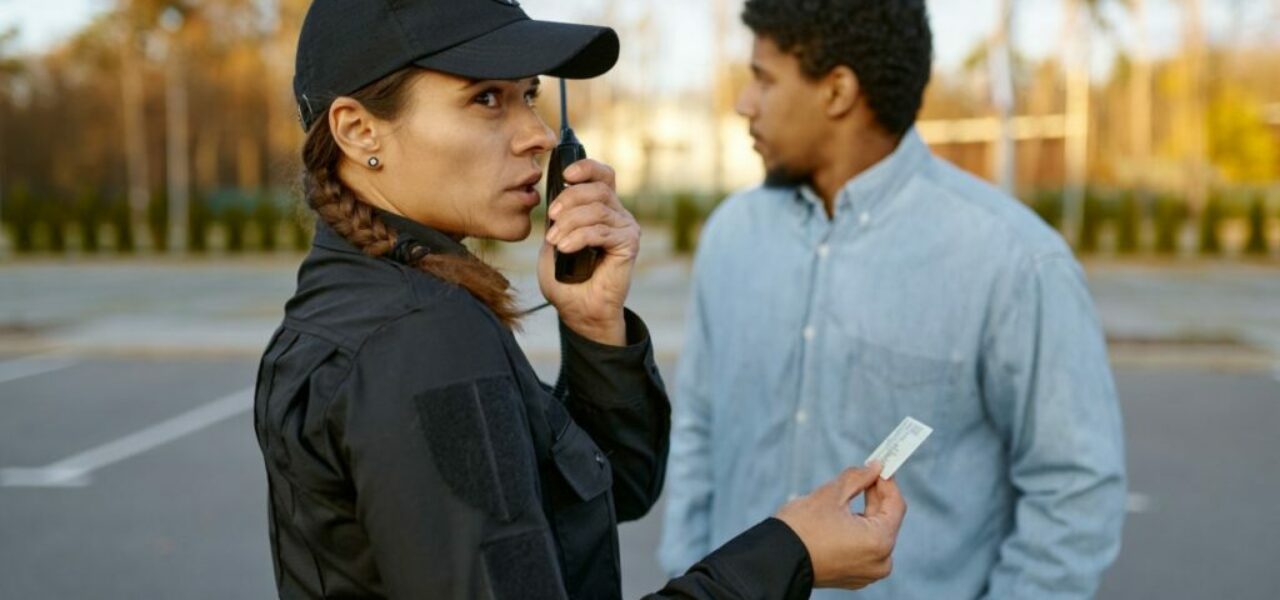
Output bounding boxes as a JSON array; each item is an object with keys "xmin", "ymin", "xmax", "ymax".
[{"xmin": 0, "ymin": 185, "xmax": 1270, "ymax": 258}]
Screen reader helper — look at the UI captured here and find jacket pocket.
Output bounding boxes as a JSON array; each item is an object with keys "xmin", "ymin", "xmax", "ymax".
[
  {"xmin": 552, "ymin": 423, "xmax": 613, "ymax": 501},
  {"xmin": 548, "ymin": 418, "xmax": 621, "ymax": 599}
]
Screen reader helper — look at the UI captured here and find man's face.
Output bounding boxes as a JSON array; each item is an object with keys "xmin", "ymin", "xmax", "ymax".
[{"xmin": 736, "ymin": 36, "xmax": 830, "ymax": 187}]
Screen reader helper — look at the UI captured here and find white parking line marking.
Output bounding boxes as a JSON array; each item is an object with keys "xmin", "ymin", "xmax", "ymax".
[
  {"xmin": 1, "ymin": 387, "xmax": 253, "ymax": 488},
  {"xmin": 1126, "ymin": 492, "xmax": 1154, "ymax": 514},
  {"xmin": 0, "ymin": 353, "xmax": 78, "ymax": 386}
]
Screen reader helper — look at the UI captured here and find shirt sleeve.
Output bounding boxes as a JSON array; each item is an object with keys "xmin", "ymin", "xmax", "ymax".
[
  {"xmin": 556, "ymin": 308, "xmax": 671, "ymax": 522},
  {"xmin": 335, "ymin": 308, "xmax": 569, "ymax": 600},
  {"xmin": 979, "ymin": 254, "xmax": 1128, "ymax": 599},
  {"xmin": 644, "ymin": 518, "xmax": 814, "ymax": 600},
  {"xmin": 657, "ymin": 249, "xmax": 718, "ymax": 576}
]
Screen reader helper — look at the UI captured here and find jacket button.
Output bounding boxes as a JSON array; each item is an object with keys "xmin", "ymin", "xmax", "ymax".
[{"xmin": 594, "ymin": 453, "xmax": 605, "ymax": 468}]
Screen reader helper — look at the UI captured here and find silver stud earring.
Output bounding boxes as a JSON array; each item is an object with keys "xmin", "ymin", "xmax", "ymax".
[{"xmin": 367, "ymin": 156, "xmax": 381, "ymax": 169}]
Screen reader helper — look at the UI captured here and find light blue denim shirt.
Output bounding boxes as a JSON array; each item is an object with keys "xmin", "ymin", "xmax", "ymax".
[{"xmin": 658, "ymin": 130, "xmax": 1126, "ymax": 599}]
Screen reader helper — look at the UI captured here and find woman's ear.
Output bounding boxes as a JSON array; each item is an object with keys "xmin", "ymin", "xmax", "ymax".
[
  {"xmin": 824, "ymin": 65, "xmax": 861, "ymax": 119},
  {"xmin": 329, "ymin": 97, "xmax": 382, "ymax": 164}
]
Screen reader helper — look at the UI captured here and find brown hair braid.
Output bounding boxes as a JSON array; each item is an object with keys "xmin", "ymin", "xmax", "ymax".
[{"xmin": 302, "ymin": 67, "xmax": 521, "ymax": 327}]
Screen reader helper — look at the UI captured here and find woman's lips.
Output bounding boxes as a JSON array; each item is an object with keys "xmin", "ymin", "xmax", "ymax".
[{"xmin": 512, "ymin": 185, "xmax": 541, "ymax": 208}]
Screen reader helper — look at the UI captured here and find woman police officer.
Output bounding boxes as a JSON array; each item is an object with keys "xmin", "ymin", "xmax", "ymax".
[{"xmin": 253, "ymin": 1, "xmax": 906, "ymax": 598}]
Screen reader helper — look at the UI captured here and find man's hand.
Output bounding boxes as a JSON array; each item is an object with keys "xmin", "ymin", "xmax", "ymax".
[{"xmin": 774, "ymin": 463, "xmax": 906, "ymax": 590}]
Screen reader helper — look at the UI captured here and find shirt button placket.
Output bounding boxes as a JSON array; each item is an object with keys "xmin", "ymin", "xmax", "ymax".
[{"xmin": 790, "ymin": 232, "xmax": 829, "ymax": 504}]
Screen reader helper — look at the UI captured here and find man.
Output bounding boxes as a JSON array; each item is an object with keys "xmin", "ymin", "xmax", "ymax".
[{"xmin": 658, "ymin": 1, "xmax": 1127, "ymax": 598}]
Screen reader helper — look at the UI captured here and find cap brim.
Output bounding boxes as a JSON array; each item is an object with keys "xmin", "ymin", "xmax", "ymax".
[{"xmin": 414, "ymin": 19, "xmax": 619, "ymax": 81}]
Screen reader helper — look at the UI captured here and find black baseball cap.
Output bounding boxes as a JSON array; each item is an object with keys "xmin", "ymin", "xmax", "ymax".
[{"xmin": 293, "ymin": 0, "xmax": 620, "ymax": 130}]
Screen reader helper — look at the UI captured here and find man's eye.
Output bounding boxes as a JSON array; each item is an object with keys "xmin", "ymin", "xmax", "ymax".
[
  {"xmin": 524, "ymin": 90, "xmax": 539, "ymax": 107},
  {"xmin": 474, "ymin": 91, "xmax": 500, "ymax": 108}
]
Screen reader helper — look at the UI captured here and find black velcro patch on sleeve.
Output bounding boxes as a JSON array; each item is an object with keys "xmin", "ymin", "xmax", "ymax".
[
  {"xmin": 415, "ymin": 376, "xmax": 536, "ymax": 523},
  {"xmin": 482, "ymin": 530, "xmax": 566, "ymax": 600}
]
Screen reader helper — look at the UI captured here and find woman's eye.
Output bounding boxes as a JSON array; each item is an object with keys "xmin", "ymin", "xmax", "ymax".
[{"xmin": 474, "ymin": 91, "xmax": 500, "ymax": 108}]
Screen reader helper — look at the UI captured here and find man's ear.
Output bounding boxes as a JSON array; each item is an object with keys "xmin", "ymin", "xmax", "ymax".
[
  {"xmin": 329, "ymin": 97, "xmax": 382, "ymax": 162},
  {"xmin": 824, "ymin": 65, "xmax": 860, "ymax": 119}
]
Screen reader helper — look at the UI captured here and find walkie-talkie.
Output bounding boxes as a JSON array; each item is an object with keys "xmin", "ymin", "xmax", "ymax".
[{"xmin": 546, "ymin": 79, "xmax": 600, "ymax": 284}]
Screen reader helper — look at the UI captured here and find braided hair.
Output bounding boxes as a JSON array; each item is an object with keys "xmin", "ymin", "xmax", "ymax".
[{"xmin": 301, "ymin": 67, "xmax": 521, "ymax": 327}]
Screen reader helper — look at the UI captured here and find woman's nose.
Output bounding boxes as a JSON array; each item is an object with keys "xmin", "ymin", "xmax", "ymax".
[{"xmin": 516, "ymin": 116, "xmax": 557, "ymax": 156}]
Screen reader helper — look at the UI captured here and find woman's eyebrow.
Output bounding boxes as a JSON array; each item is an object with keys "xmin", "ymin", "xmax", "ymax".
[{"xmin": 459, "ymin": 77, "xmax": 541, "ymax": 88}]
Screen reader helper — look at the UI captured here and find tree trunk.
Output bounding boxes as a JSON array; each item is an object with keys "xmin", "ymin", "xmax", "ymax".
[
  {"xmin": 1130, "ymin": 0, "xmax": 1151, "ymax": 189},
  {"xmin": 165, "ymin": 38, "xmax": 190, "ymax": 253},
  {"xmin": 1063, "ymin": 0, "xmax": 1092, "ymax": 247},
  {"xmin": 120, "ymin": 36, "xmax": 151, "ymax": 248},
  {"xmin": 991, "ymin": 0, "xmax": 1017, "ymax": 195},
  {"xmin": 1182, "ymin": 0, "xmax": 1208, "ymax": 213}
]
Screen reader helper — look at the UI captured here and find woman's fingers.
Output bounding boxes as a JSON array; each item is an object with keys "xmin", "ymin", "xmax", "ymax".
[
  {"xmin": 562, "ymin": 158, "xmax": 616, "ymax": 189},
  {"xmin": 548, "ymin": 181, "xmax": 621, "ymax": 218},
  {"xmin": 835, "ymin": 463, "xmax": 883, "ymax": 506},
  {"xmin": 865, "ymin": 477, "xmax": 907, "ymax": 530},
  {"xmin": 555, "ymin": 222, "xmax": 639, "ymax": 256},
  {"xmin": 547, "ymin": 203, "xmax": 627, "ymax": 245}
]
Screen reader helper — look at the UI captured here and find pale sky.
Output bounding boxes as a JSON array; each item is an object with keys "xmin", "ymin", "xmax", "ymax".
[{"xmin": 2, "ymin": 0, "xmax": 1275, "ymax": 88}]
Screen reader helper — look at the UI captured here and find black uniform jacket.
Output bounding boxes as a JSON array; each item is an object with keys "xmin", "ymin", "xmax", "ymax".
[{"xmin": 253, "ymin": 211, "xmax": 814, "ymax": 599}]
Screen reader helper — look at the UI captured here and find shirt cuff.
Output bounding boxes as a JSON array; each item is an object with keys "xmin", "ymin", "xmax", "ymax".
[
  {"xmin": 558, "ymin": 308, "xmax": 661, "ymax": 408},
  {"xmin": 703, "ymin": 517, "xmax": 815, "ymax": 600}
]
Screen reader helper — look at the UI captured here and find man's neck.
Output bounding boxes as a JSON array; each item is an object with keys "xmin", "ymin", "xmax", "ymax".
[{"xmin": 811, "ymin": 129, "xmax": 901, "ymax": 218}]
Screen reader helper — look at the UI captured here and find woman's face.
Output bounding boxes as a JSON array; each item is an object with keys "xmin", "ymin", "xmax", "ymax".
[{"xmin": 355, "ymin": 70, "xmax": 556, "ymax": 241}]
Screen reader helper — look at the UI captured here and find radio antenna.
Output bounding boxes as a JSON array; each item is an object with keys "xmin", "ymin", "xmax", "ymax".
[{"xmin": 559, "ymin": 78, "xmax": 571, "ymax": 134}]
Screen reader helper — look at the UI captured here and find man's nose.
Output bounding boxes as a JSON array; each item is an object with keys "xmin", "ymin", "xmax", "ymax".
[{"xmin": 734, "ymin": 87, "xmax": 755, "ymax": 118}]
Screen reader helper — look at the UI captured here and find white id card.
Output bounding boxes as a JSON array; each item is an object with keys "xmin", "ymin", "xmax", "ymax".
[{"xmin": 865, "ymin": 416, "xmax": 933, "ymax": 479}]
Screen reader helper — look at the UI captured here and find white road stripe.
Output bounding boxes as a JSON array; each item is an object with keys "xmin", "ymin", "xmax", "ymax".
[
  {"xmin": 0, "ymin": 353, "xmax": 78, "ymax": 386},
  {"xmin": 1, "ymin": 387, "xmax": 253, "ymax": 488}
]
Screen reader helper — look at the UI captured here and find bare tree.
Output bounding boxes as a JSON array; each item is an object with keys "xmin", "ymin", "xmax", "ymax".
[
  {"xmin": 1181, "ymin": 0, "xmax": 1209, "ymax": 213},
  {"xmin": 160, "ymin": 7, "xmax": 189, "ymax": 253},
  {"xmin": 1129, "ymin": 0, "xmax": 1152, "ymax": 192},
  {"xmin": 990, "ymin": 0, "xmax": 1017, "ymax": 195},
  {"xmin": 1062, "ymin": 0, "xmax": 1093, "ymax": 246},
  {"xmin": 0, "ymin": 27, "xmax": 23, "ymax": 257}
]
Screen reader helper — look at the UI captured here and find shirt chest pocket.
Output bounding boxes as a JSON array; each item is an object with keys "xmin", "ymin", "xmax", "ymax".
[
  {"xmin": 841, "ymin": 336, "xmax": 964, "ymax": 477},
  {"xmin": 546, "ymin": 416, "xmax": 620, "ymax": 599}
]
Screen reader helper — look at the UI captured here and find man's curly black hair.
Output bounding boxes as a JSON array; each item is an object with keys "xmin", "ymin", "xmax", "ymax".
[{"xmin": 742, "ymin": 0, "xmax": 933, "ymax": 137}]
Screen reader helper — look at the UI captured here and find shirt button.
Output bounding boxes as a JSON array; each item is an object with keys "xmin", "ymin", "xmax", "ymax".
[
  {"xmin": 859, "ymin": 211, "xmax": 871, "ymax": 226},
  {"xmin": 802, "ymin": 326, "xmax": 816, "ymax": 342},
  {"xmin": 795, "ymin": 410, "xmax": 808, "ymax": 425},
  {"xmin": 817, "ymin": 244, "xmax": 830, "ymax": 259}
]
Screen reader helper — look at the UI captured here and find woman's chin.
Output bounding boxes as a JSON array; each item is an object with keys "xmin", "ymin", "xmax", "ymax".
[{"xmin": 485, "ymin": 218, "xmax": 534, "ymax": 243}]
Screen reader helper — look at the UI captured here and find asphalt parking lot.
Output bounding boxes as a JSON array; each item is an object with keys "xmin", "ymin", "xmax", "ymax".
[{"xmin": 2, "ymin": 257, "xmax": 1278, "ymax": 598}]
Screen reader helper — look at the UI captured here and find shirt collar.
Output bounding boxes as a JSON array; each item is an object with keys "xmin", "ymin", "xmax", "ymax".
[{"xmin": 794, "ymin": 127, "xmax": 929, "ymax": 220}]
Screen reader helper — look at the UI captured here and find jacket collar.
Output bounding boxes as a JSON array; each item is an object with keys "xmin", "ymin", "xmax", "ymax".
[{"xmin": 311, "ymin": 207, "xmax": 472, "ymax": 260}]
